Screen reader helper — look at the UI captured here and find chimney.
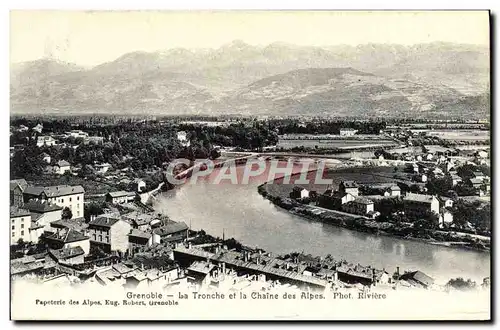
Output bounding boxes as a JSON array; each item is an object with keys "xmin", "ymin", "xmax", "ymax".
[
  {"xmin": 243, "ymin": 251, "xmax": 248, "ymax": 262},
  {"xmin": 222, "ymin": 262, "xmax": 226, "ymax": 275}
]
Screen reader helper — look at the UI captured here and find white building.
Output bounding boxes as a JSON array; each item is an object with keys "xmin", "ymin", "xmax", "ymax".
[
  {"xmin": 36, "ymin": 136, "xmax": 57, "ymax": 147},
  {"xmin": 339, "ymin": 128, "xmax": 358, "ymax": 136},
  {"xmin": 177, "ymin": 131, "xmax": 190, "ymax": 147},
  {"xmin": 54, "ymin": 160, "xmax": 71, "ymax": 175},
  {"xmin": 23, "ymin": 185, "xmax": 85, "ymax": 219},
  {"xmin": 10, "ymin": 207, "xmax": 32, "ymax": 245}
]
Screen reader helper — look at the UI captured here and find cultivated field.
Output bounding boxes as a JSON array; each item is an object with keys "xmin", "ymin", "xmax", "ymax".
[
  {"xmin": 277, "ymin": 135, "xmax": 396, "ymax": 150},
  {"xmin": 412, "ymin": 129, "xmax": 490, "ymax": 141},
  {"xmin": 266, "ymin": 166, "xmax": 400, "ymax": 198}
]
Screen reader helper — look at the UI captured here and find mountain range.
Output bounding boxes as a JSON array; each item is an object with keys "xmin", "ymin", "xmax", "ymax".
[{"xmin": 10, "ymin": 41, "xmax": 490, "ymax": 118}]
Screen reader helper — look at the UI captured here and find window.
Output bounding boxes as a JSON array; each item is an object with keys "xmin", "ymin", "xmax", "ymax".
[
  {"xmin": 21, "ymin": 218, "xmax": 24, "ymax": 222},
  {"xmin": 69, "ymin": 197, "xmax": 72, "ymax": 202},
  {"xmin": 106, "ymin": 237, "xmax": 109, "ymax": 243},
  {"xmin": 11, "ymin": 220, "xmax": 14, "ymax": 224},
  {"xmin": 98, "ymin": 235, "xmax": 102, "ymax": 241},
  {"xmin": 21, "ymin": 230, "xmax": 24, "ymax": 236},
  {"xmin": 11, "ymin": 225, "xmax": 14, "ymax": 230},
  {"xmin": 12, "ymin": 233, "xmax": 15, "ymax": 237},
  {"xmin": 77, "ymin": 211, "xmax": 80, "ymax": 217},
  {"xmin": 21, "ymin": 224, "xmax": 24, "ymax": 229},
  {"xmin": 93, "ymin": 234, "xmax": 96, "ymax": 240},
  {"xmin": 77, "ymin": 196, "xmax": 80, "ymax": 201}
]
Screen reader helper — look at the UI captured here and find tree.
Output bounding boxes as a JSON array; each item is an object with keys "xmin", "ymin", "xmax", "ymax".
[{"xmin": 62, "ymin": 207, "xmax": 73, "ymax": 220}]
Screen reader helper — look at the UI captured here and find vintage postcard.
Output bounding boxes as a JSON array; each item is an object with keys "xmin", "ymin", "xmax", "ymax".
[{"xmin": 9, "ymin": 10, "xmax": 491, "ymax": 321}]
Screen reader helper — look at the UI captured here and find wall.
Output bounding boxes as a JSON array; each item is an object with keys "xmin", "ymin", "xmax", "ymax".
[
  {"xmin": 110, "ymin": 220, "xmax": 132, "ymax": 253},
  {"xmin": 49, "ymin": 192, "xmax": 84, "ymax": 219},
  {"xmin": 10, "ymin": 215, "xmax": 31, "ymax": 245},
  {"xmin": 64, "ymin": 239, "xmax": 90, "ymax": 256}
]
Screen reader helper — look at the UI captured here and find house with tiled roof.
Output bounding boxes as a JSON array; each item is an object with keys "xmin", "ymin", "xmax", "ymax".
[
  {"xmin": 128, "ymin": 229, "xmax": 160, "ymax": 255},
  {"xmin": 339, "ymin": 181, "xmax": 359, "ymax": 196},
  {"xmin": 23, "ymin": 185, "xmax": 85, "ymax": 219},
  {"xmin": 53, "ymin": 160, "xmax": 71, "ymax": 175},
  {"xmin": 23, "ymin": 199, "xmax": 63, "ymax": 231},
  {"xmin": 341, "ymin": 198, "xmax": 375, "ymax": 215},
  {"xmin": 399, "ymin": 270, "xmax": 435, "ymax": 289},
  {"xmin": 44, "ymin": 227, "xmax": 90, "ymax": 255},
  {"xmin": 49, "ymin": 246, "xmax": 85, "ymax": 265},
  {"xmin": 153, "ymin": 222, "xmax": 189, "ymax": 244},
  {"xmin": 10, "ymin": 179, "xmax": 28, "ymax": 207},
  {"xmin": 403, "ymin": 193, "xmax": 440, "ymax": 215},
  {"xmin": 88, "ymin": 216, "xmax": 131, "ymax": 253},
  {"xmin": 105, "ymin": 191, "xmax": 136, "ymax": 204},
  {"xmin": 122, "ymin": 211, "xmax": 156, "ymax": 231}
]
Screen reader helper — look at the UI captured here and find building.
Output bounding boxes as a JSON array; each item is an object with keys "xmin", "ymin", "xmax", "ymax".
[
  {"xmin": 10, "ymin": 207, "xmax": 32, "ymax": 245},
  {"xmin": 105, "ymin": 191, "xmax": 136, "ymax": 204},
  {"xmin": 36, "ymin": 136, "xmax": 57, "ymax": 147},
  {"xmin": 44, "ymin": 227, "xmax": 90, "ymax": 255},
  {"xmin": 403, "ymin": 193, "xmax": 440, "ymax": 215},
  {"xmin": 450, "ymin": 174, "xmax": 462, "ymax": 187},
  {"xmin": 23, "ymin": 199, "xmax": 63, "ymax": 231},
  {"xmin": 131, "ymin": 178, "xmax": 146, "ymax": 192},
  {"xmin": 472, "ymin": 171, "xmax": 485, "ymax": 181},
  {"xmin": 177, "ymin": 131, "xmax": 190, "ymax": 147},
  {"xmin": 41, "ymin": 152, "xmax": 51, "ymax": 164},
  {"xmin": 53, "ymin": 160, "xmax": 71, "ymax": 175},
  {"xmin": 186, "ymin": 261, "xmax": 217, "ymax": 286},
  {"xmin": 88, "ymin": 216, "xmax": 132, "ymax": 254},
  {"xmin": 399, "ymin": 270, "xmax": 435, "ymax": 289},
  {"xmin": 289, "ymin": 187, "xmax": 310, "ymax": 200},
  {"xmin": 32, "ymin": 123, "xmax": 43, "ymax": 133},
  {"xmin": 128, "ymin": 229, "xmax": 160, "ymax": 255},
  {"xmin": 122, "ymin": 211, "xmax": 156, "ymax": 231},
  {"xmin": 49, "ymin": 246, "xmax": 85, "ymax": 265},
  {"xmin": 23, "ymin": 185, "xmax": 85, "ymax": 219},
  {"xmin": 339, "ymin": 128, "xmax": 358, "ymax": 136},
  {"xmin": 467, "ymin": 178, "xmax": 484, "ymax": 190},
  {"xmin": 66, "ymin": 130, "xmax": 89, "ymax": 139},
  {"xmin": 439, "ymin": 209, "xmax": 454, "ymax": 227},
  {"xmin": 342, "ymin": 198, "xmax": 375, "ymax": 215},
  {"xmin": 153, "ymin": 222, "xmax": 189, "ymax": 244},
  {"xmin": 339, "ymin": 181, "xmax": 359, "ymax": 196},
  {"xmin": 10, "ymin": 179, "xmax": 28, "ymax": 206},
  {"xmin": 438, "ymin": 197, "xmax": 454, "ymax": 209},
  {"xmin": 94, "ymin": 163, "xmax": 110, "ymax": 174},
  {"xmin": 387, "ymin": 186, "xmax": 401, "ymax": 197},
  {"xmin": 85, "ymin": 136, "xmax": 105, "ymax": 145}
]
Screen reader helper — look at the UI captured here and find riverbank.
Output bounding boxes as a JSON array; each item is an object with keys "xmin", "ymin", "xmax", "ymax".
[{"xmin": 257, "ymin": 183, "xmax": 490, "ymax": 253}]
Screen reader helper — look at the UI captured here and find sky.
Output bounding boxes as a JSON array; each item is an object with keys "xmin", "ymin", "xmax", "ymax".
[{"xmin": 10, "ymin": 10, "xmax": 490, "ymax": 67}]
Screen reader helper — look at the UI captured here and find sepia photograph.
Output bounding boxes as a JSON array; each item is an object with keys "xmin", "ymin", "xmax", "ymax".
[{"xmin": 8, "ymin": 10, "xmax": 491, "ymax": 321}]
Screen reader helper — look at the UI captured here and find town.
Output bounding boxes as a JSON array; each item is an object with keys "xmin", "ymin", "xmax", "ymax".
[{"xmin": 10, "ymin": 116, "xmax": 490, "ymax": 295}]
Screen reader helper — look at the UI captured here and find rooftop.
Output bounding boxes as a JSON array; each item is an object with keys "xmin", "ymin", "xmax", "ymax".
[
  {"xmin": 403, "ymin": 193, "xmax": 436, "ymax": 204},
  {"xmin": 10, "ymin": 206, "xmax": 31, "ymax": 218},
  {"xmin": 153, "ymin": 222, "xmax": 189, "ymax": 236},
  {"xmin": 128, "ymin": 229, "xmax": 152, "ymax": 240},
  {"xmin": 107, "ymin": 191, "xmax": 129, "ymax": 198},
  {"xmin": 45, "ymin": 228, "xmax": 88, "ymax": 243},
  {"xmin": 56, "ymin": 160, "xmax": 71, "ymax": 167},
  {"xmin": 23, "ymin": 199, "xmax": 63, "ymax": 213},
  {"xmin": 49, "ymin": 246, "xmax": 85, "ymax": 261},
  {"xmin": 24, "ymin": 185, "xmax": 85, "ymax": 198},
  {"xmin": 88, "ymin": 216, "xmax": 121, "ymax": 228},
  {"xmin": 187, "ymin": 261, "xmax": 215, "ymax": 275},
  {"xmin": 10, "ymin": 179, "xmax": 28, "ymax": 191}
]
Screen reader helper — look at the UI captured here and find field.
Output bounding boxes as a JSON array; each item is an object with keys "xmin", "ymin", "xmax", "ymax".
[
  {"xmin": 412, "ymin": 129, "xmax": 490, "ymax": 141},
  {"xmin": 266, "ymin": 166, "xmax": 400, "ymax": 198},
  {"xmin": 277, "ymin": 135, "xmax": 396, "ymax": 150}
]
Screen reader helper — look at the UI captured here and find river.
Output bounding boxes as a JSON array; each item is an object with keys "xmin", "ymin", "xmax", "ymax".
[{"xmin": 153, "ymin": 165, "xmax": 490, "ymax": 285}]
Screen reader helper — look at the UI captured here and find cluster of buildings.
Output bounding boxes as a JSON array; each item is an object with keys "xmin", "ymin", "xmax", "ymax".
[{"xmin": 291, "ymin": 179, "xmax": 455, "ymax": 227}]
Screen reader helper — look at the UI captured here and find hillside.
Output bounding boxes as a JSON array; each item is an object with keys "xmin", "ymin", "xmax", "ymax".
[{"xmin": 10, "ymin": 41, "xmax": 490, "ymax": 118}]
